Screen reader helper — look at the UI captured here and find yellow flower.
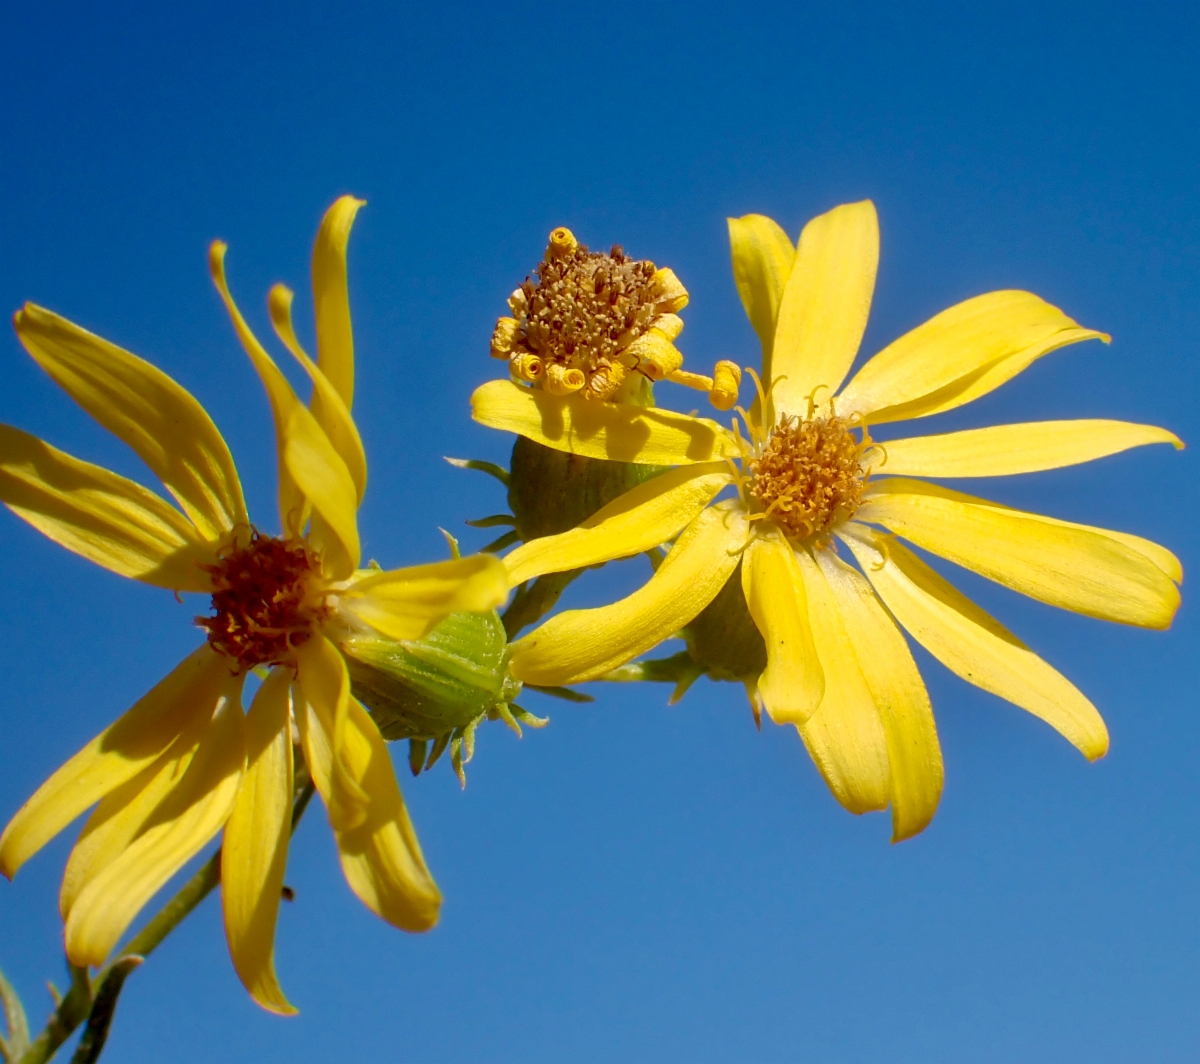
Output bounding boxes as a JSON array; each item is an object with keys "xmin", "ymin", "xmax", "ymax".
[
  {"xmin": 471, "ymin": 200, "xmax": 1183, "ymax": 841},
  {"xmin": 489, "ymin": 225, "xmax": 741, "ymax": 408},
  {"xmin": 0, "ymin": 197, "xmax": 508, "ymax": 1013}
]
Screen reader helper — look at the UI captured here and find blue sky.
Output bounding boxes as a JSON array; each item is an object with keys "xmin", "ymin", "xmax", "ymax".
[{"xmin": 0, "ymin": 1, "xmax": 1196, "ymax": 1061}]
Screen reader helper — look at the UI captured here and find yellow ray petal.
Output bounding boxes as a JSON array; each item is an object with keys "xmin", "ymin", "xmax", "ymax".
[
  {"xmin": 64, "ymin": 688, "xmax": 246, "ymax": 967},
  {"xmin": 470, "ymin": 380, "xmax": 739, "ymax": 466},
  {"xmin": 0, "ymin": 646, "xmax": 231, "ymax": 878},
  {"xmin": 727, "ymin": 214, "xmax": 796, "ymax": 364},
  {"xmin": 13, "ymin": 303, "xmax": 248, "ymax": 541},
  {"xmin": 0, "ymin": 424, "xmax": 214, "ymax": 591},
  {"xmin": 311, "ymin": 196, "xmax": 365, "ymax": 409},
  {"xmin": 222, "ymin": 666, "xmax": 296, "ymax": 1015},
  {"xmin": 268, "ymin": 284, "xmax": 367, "ymax": 503},
  {"xmin": 296, "ymin": 644, "xmax": 440, "ymax": 932},
  {"xmin": 740, "ymin": 531, "xmax": 823, "ymax": 724},
  {"xmin": 814, "ymin": 546, "xmax": 943, "ymax": 840},
  {"xmin": 503, "ymin": 463, "xmax": 733, "ymax": 587},
  {"xmin": 60, "ymin": 703, "xmax": 213, "ymax": 918},
  {"xmin": 872, "ymin": 419, "xmax": 1183, "ymax": 478},
  {"xmin": 770, "ymin": 201, "xmax": 879, "ymax": 422},
  {"xmin": 209, "ymin": 243, "xmax": 360, "ymax": 577},
  {"xmin": 841, "ymin": 525, "xmax": 1109, "ymax": 761},
  {"xmin": 508, "ymin": 503, "xmax": 748, "ymax": 686},
  {"xmin": 339, "ymin": 554, "xmax": 510, "ymax": 643},
  {"xmin": 859, "ymin": 478, "xmax": 1180, "ymax": 628},
  {"xmin": 836, "ymin": 291, "xmax": 1106, "ymax": 425},
  {"xmin": 294, "ymin": 636, "xmax": 367, "ymax": 830},
  {"xmin": 792, "ymin": 548, "xmax": 891, "ymax": 815}
]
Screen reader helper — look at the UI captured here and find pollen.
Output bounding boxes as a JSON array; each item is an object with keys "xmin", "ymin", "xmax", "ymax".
[
  {"xmin": 493, "ymin": 228, "xmax": 689, "ymax": 401},
  {"xmin": 196, "ymin": 531, "xmax": 330, "ymax": 671},
  {"xmin": 747, "ymin": 416, "xmax": 866, "ymax": 540}
]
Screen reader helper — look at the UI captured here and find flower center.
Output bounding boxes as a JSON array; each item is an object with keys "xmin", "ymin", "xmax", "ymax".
[
  {"xmin": 747, "ymin": 416, "xmax": 866, "ymax": 540},
  {"xmin": 499, "ymin": 229, "xmax": 665, "ymax": 399},
  {"xmin": 196, "ymin": 531, "xmax": 330, "ymax": 672}
]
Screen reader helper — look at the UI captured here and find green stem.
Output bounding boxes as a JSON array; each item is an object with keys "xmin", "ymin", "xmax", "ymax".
[{"xmin": 18, "ymin": 779, "xmax": 317, "ymax": 1064}]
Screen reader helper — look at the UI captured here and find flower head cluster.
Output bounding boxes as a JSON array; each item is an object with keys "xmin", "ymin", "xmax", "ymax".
[
  {"xmin": 472, "ymin": 200, "xmax": 1183, "ymax": 841},
  {"xmin": 0, "ymin": 198, "xmax": 507, "ymax": 1013}
]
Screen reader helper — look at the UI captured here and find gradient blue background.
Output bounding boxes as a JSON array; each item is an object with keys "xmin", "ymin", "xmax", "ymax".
[{"xmin": 0, "ymin": 2, "xmax": 1196, "ymax": 1061}]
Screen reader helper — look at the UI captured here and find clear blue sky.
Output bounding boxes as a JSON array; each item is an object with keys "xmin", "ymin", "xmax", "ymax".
[{"xmin": 1, "ymin": 2, "xmax": 1196, "ymax": 1061}]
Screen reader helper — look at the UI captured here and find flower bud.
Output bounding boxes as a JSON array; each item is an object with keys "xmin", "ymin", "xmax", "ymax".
[{"xmin": 491, "ymin": 316, "xmax": 521, "ymax": 359}]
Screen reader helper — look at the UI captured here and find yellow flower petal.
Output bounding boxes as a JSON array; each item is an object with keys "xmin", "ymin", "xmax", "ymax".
[
  {"xmin": 0, "ymin": 646, "xmax": 231, "ymax": 879},
  {"xmin": 311, "ymin": 196, "xmax": 365, "ymax": 410},
  {"xmin": 841, "ymin": 525, "xmax": 1109, "ymax": 761},
  {"xmin": 222, "ymin": 666, "xmax": 296, "ymax": 1015},
  {"xmin": 740, "ymin": 531, "xmax": 823, "ymax": 724},
  {"xmin": 294, "ymin": 636, "xmax": 367, "ymax": 830},
  {"xmin": 508, "ymin": 503, "xmax": 748, "ymax": 686},
  {"xmin": 340, "ymin": 554, "xmax": 510, "ymax": 643},
  {"xmin": 727, "ymin": 214, "xmax": 796, "ymax": 364},
  {"xmin": 814, "ymin": 546, "xmax": 943, "ymax": 840},
  {"xmin": 64, "ymin": 689, "xmax": 246, "ymax": 967},
  {"xmin": 872, "ymin": 419, "xmax": 1183, "ymax": 478},
  {"xmin": 470, "ymin": 380, "xmax": 739, "ymax": 466},
  {"xmin": 209, "ymin": 243, "xmax": 360, "ymax": 577},
  {"xmin": 296, "ymin": 642, "xmax": 440, "ymax": 932},
  {"xmin": 859, "ymin": 478, "xmax": 1180, "ymax": 628},
  {"xmin": 792, "ymin": 548, "xmax": 891, "ymax": 815},
  {"xmin": 13, "ymin": 303, "xmax": 248, "ymax": 541},
  {"xmin": 60, "ymin": 704, "xmax": 213, "ymax": 918},
  {"xmin": 268, "ymin": 283, "xmax": 367, "ymax": 503},
  {"xmin": 770, "ymin": 201, "xmax": 878, "ymax": 422},
  {"xmin": 0, "ymin": 424, "xmax": 213, "ymax": 591},
  {"xmin": 503, "ymin": 463, "xmax": 733, "ymax": 587},
  {"xmin": 836, "ymin": 291, "xmax": 1106, "ymax": 424}
]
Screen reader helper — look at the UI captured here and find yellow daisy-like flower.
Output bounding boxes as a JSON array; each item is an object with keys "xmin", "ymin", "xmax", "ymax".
[
  {"xmin": 489, "ymin": 226, "xmax": 741, "ymax": 407},
  {"xmin": 471, "ymin": 200, "xmax": 1182, "ymax": 841},
  {"xmin": 0, "ymin": 197, "xmax": 508, "ymax": 1013}
]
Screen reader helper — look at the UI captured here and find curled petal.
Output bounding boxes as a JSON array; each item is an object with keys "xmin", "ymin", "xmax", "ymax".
[
  {"xmin": 13, "ymin": 303, "xmax": 247, "ymax": 540},
  {"xmin": 0, "ymin": 424, "xmax": 214, "ymax": 590},
  {"xmin": 0, "ymin": 646, "xmax": 233, "ymax": 879}
]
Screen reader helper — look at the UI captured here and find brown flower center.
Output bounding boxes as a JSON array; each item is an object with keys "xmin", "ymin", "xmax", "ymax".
[
  {"xmin": 197, "ymin": 532, "xmax": 330, "ymax": 671},
  {"xmin": 747, "ymin": 416, "xmax": 865, "ymax": 540}
]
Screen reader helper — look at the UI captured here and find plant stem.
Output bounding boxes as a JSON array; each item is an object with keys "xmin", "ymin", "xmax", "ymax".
[{"xmin": 18, "ymin": 779, "xmax": 317, "ymax": 1064}]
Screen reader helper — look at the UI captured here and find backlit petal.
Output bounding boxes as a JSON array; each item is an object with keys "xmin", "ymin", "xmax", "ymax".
[
  {"xmin": 296, "ymin": 642, "xmax": 440, "ymax": 932},
  {"xmin": 842, "ymin": 525, "xmax": 1109, "ymax": 760},
  {"xmin": 792, "ymin": 548, "xmax": 890, "ymax": 814},
  {"xmin": 503, "ymin": 464, "xmax": 733, "ymax": 587},
  {"xmin": 0, "ymin": 424, "xmax": 213, "ymax": 591},
  {"xmin": 64, "ymin": 689, "xmax": 246, "ymax": 967},
  {"xmin": 872, "ymin": 419, "xmax": 1182, "ymax": 478},
  {"xmin": 0, "ymin": 646, "xmax": 231, "ymax": 878},
  {"xmin": 770, "ymin": 201, "xmax": 878, "ymax": 421},
  {"xmin": 210, "ymin": 243, "xmax": 360, "ymax": 576},
  {"xmin": 222, "ymin": 667, "xmax": 296, "ymax": 1015},
  {"xmin": 60, "ymin": 704, "xmax": 214, "ymax": 917},
  {"xmin": 339, "ymin": 554, "xmax": 510, "ymax": 643},
  {"xmin": 815, "ymin": 546, "xmax": 943, "ymax": 840},
  {"xmin": 508, "ymin": 503, "xmax": 748, "ymax": 686},
  {"xmin": 740, "ymin": 531, "xmax": 823, "ymax": 724},
  {"xmin": 13, "ymin": 303, "xmax": 247, "ymax": 540},
  {"xmin": 727, "ymin": 214, "xmax": 796, "ymax": 363},
  {"xmin": 311, "ymin": 196, "xmax": 365, "ymax": 409},
  {"xmin": 859, "ymin": 478, "xmax": 1180, "ymax": 628},
  {"xmin": 471, "ymin": 380, "xmax": 739, "ymax": 466},
  {"xmin": 836, "ymin": 291, "xmax": 1106, "ymax": 424},
  {"xmin": 268, "ymin": 284, "xmax": 367, "ymax": 502}
]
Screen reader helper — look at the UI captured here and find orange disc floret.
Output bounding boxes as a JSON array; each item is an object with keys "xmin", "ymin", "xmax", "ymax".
[{"xmin": 196, "ymin": 530, "xmax": 329, "ymax": 671}]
